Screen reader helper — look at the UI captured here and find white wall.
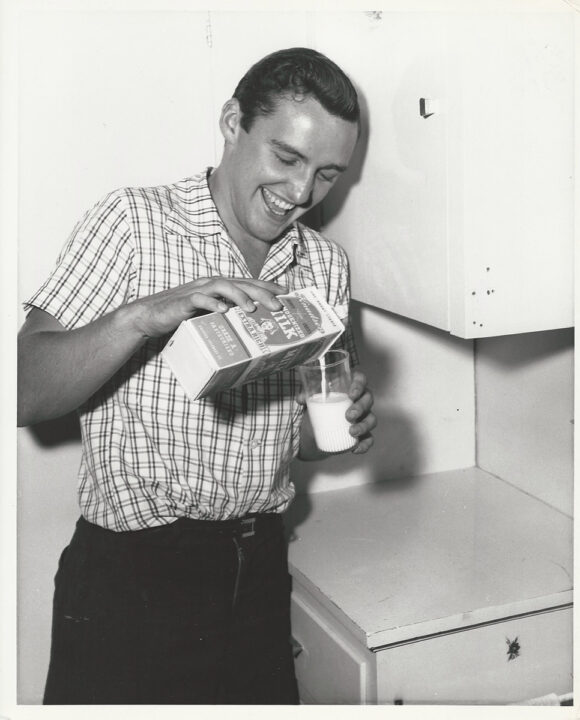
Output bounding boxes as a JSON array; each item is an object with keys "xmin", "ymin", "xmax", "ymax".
[
  {"xmin": 475, "ymin": 329, "xmax": 574, "ymax": 517},
  {"xmin": 291, "ymin": 302, "xmax": 476, "ymax": 495}
]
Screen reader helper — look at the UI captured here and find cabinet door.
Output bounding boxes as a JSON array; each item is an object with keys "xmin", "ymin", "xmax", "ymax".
[
  {"xmin": 314, "ymin": 11, "xmax": 451, "ymax": 332},
  {"xmin": 376, "ymin": 606, "xmax": 573, "ymax": 705},
  {"xmin": 314, "ymin": 9, "xmax": 574, "ymax": 338},
  {"xmin": 291, "ymin": 586, "xmax": 375, "ymax": 704},
  {"xmin": 447, "ymin": 11, "xmax": 574, "ymax": 337}
]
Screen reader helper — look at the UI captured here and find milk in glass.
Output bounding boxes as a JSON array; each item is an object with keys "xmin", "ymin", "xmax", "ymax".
[
  {"xmin": 298, "ymin": 349, "xmax": 356, "ymax": 453},
  {"xmin": 306, "ymin": 391, "xmax": 356, "ymax": 452}
]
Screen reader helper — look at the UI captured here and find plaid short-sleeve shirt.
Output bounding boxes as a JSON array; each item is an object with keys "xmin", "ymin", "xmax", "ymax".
[{"xmin": 25, "ymin": 169, "xmax": 354, "ymax": 530}]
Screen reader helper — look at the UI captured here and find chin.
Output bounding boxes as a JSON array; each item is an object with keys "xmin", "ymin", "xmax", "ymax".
[{"xmin": 254, "ymin": 217, "xmax": 295, "ymax": 242}]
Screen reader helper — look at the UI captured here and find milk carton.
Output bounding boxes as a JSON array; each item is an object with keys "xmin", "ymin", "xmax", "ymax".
[{"xmin": 161, "ymin": 286, "xmax": 345, "ymax": 401}]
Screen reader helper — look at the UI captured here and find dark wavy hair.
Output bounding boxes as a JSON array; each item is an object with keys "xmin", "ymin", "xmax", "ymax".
[{"xmin": 233, "ymin": 47, "xmax": 360, "ymax": 133}]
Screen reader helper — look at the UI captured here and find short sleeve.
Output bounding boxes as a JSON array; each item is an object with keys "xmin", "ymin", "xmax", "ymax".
[
  {"xmin": 329, "ymin": 244, "xmax": 359, "ymax": 368},
  {"xmin": 23, "ymin": 190, "xmax": 134, "ymax": 329},
  {"xmin": 298, "ymin": 223, "xmax": 359, "ymax": 369}
]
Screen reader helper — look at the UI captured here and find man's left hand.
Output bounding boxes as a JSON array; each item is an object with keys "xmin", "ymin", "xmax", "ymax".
[{"xmin": 346, "ymin": 370, "xmax": 377, "ymax": 454}]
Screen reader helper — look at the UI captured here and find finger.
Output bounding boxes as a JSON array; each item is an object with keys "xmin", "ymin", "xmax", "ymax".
[
  {"xmin": 346, "ymin": 391, "xmax": 374, "ymax": 422},
  {"xmin": 201, "ymin": 279, "xmax": 261, "ymax": 312},
  {"xmin": 351, "ymin": 435, "xmax": 374, "ymax": 454},
  {"xmin": 207, "ymin": 279, "xmax": 286, "ymax": 312},
  {"xmin": 235, "ymin": 280, "xmax": 288, "ymax": 310},
  {"xmin": 295, "ymin": 389, "xmax": 308, "ymax": 406},
  {"xmin": 348, "ymin": 370, "xmax": 369, "ymax": 401},
  {"xmin": 187, "ymin": 292, "xmax": 230, "ymax": 315},
  {"xmin": 348, "ymin": 412, "xmax": 377, "ymax": 438}
]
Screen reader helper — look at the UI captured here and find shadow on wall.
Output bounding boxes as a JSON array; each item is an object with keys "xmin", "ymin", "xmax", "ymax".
[
  {"xmin": 300, "ymin": 86, "xmax": 369, "ymax": 233},
  {"xmin": 320, "ymin": 85, "xmax": 370, "ymax": 229},
  {"xmin": 475, "ymin": 327, "xmax": 574, "ymax": 370},
  {"xmin": 287, "ymin": 301, "xmax": 423, "ymax": 535},
  {"xmin": 28, "ymin": 412, "xmax": 81, "ymax": 447}
]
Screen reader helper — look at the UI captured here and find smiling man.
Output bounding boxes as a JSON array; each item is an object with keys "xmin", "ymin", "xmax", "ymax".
[
  {"xmin": 210, "ymin": 91, "xmax": 358, "ymax": 275},
  {"xmin": 18, "ymin": 47, "xmax": 376, "ymax": 705}
]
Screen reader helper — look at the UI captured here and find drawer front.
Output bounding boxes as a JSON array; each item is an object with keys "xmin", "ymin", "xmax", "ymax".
[
  {"xmin": 290, "ymin": 589, "xmax": 374, "ymax": 704},
  {"xmin": 376, "ymin": 606, "xmax": 573, "ymax": 705}
]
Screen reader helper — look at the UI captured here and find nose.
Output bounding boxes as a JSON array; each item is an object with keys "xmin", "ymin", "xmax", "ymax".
[{"xmin": 287, "ymin": 168, "xmax": 315, "ymax": 207}]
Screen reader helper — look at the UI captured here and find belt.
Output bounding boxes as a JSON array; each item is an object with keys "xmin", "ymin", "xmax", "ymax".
[
  {"xmin": 76, "ymin": 512, "xmax": 283, "ymax": 544},
  {"xmin": 174, "ymin": 513, "xmax": 282, "ymax": 539}
]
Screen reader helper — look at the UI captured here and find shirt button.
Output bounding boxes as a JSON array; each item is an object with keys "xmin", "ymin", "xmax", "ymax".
[{"xmin": 249, "ymin": 440, "xmax": 261, "ymax": 449}]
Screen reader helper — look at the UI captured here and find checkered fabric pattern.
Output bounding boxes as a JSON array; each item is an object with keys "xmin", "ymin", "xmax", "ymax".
[{"xmin": 24, "ymin": 169, "xmax": 356, "ymax": 530}]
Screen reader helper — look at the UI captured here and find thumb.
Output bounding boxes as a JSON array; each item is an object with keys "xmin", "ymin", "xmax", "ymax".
[{"xmin": 296, "ymin": 389, "xmax": 307, "ymax": 406}]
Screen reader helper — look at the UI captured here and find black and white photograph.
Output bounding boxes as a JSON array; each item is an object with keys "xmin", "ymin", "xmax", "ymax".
[{"xmin": 1, "ymin": 0, "xmax": 577, "ymax": 716}]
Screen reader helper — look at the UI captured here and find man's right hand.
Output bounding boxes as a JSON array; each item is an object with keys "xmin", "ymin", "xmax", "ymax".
[
  {"xmin": 18, "ymin": 277, "xmax": 287, "ymax": 426},
  {"xmin": 129, "ymin": 277, "xmax": 286, "ymax": 339}
]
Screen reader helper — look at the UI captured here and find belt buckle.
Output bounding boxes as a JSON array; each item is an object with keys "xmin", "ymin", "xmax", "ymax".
[{"xmin": 240, "ymin": 517, "xmax": 256, "ymax": 538}]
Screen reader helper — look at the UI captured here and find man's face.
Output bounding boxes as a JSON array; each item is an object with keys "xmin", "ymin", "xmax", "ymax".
[{"xmin": 219, "ymin": 95, "xmax": 358, "ymax": 246}]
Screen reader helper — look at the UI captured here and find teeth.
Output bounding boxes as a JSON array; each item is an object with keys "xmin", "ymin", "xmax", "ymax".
[{"xmin": 262, "ymin": 187, "xmax": 295, "ymax": 214}]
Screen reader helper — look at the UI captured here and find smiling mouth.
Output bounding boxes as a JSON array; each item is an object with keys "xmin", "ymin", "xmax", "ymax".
[{"xmin": 261, "ymin": 187, "xmax": 295, "ymax": 217}]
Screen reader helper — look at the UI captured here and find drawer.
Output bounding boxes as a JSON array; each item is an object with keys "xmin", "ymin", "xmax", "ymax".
[
  {"xmin": 376, "ymin": 605, "xmax": 573, "ymax": 705},
  {"xmin": 290, "ymin": 588, "xmax": 374, "ymax": 704}
]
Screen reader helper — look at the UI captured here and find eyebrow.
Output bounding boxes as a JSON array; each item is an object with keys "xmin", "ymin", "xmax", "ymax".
[{"xmin": 269, "ymin": 139, "xmax": 347, "ymax": 173}]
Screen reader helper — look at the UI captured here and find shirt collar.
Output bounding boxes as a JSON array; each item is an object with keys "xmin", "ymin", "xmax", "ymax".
[
  {"xmin": 163, "ymin": 168, "xmax": 224, "ymax": 238},
  {"xmin": 164, "ymin": 168, "xmax": 306, "ymax": 254}
]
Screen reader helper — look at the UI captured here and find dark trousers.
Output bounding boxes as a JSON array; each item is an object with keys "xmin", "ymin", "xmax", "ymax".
[{"xmin": 43, "ymin": 514, "xmax": 299, "ymax": 704}]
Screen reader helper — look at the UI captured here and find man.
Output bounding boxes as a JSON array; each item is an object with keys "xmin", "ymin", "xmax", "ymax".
[{"xmin": 18, "ymin": 47, "xmax": 376, "ymax": 704}]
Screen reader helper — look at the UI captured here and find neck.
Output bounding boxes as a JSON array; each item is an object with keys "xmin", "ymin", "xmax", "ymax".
[{"xmin": 239, "ymin": 243, "xmax": 270, "ymax": 279}]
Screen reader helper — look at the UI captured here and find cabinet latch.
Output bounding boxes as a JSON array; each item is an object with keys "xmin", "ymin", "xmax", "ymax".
[{"xmin": 419, "ymin": 98, "xmax": 439, "ymax": 118}]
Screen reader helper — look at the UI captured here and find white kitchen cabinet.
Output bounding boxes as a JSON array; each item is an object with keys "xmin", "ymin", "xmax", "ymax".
[
  {"xmin": 291, "ymin": 590, "xmax": 375, "ymax": 704},
  {"xmin": 286, "ymin": 468, "xmax": 573, "ymax": 705},
  {"xmin": 373, "ymin": 606, "xmax": 572, "ymax": 705},
  {"xmin": 313, "ymin": 7, "xmax": 575, "ymax": 338}
]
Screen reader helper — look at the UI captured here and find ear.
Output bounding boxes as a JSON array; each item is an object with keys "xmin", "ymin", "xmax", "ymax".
[{"xmin": 219, "ymin": 98, "xmax": 243, "ymax": 145}]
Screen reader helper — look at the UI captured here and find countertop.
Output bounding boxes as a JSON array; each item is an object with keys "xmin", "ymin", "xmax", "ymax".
[{"xmin": 285, "ymin": 467, "xmax": 573, "ymax": 649}]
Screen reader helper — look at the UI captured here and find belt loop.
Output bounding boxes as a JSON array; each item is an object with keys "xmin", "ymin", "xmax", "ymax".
[{"xmin": 240, "ymin": 517, "xmax": 256, "ymax": 538}]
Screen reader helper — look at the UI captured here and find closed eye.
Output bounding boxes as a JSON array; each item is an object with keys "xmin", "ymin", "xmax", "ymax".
[
  {"xmin": 275, "ymin": 153, "xmax": 299, "ymax": 167},
  {"xmin": 318, "ymin": 172, "xmax": 339, "ymax": 183}
]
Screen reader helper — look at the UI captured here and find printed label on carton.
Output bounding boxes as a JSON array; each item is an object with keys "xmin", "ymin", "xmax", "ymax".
[
  {"xmin": 232, "ymin": 293, "xmax": 321, "ymax": 352},
  {"xmin": 193, "ymin": 313, "xmax": 249, "ymax": 367},
  {"xmin": 162, "ymin": 286, "xmax": 345, "ymax": 401}
]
